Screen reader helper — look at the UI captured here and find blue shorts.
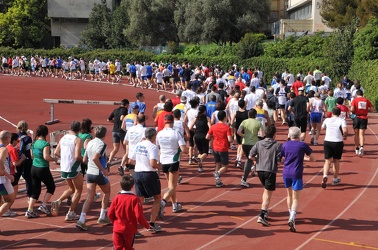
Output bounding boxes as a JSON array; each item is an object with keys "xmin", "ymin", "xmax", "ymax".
[
  {"xmin": 86, "ymin": 173, "xmax": 109, "ymax": 186},
  {"xmin": 0, "ymin": 182, "xmax": 14, "ymax": 196},
  {"xmin": 142, "ymin": 76, "xmax": 147, "ymax": 81},
  {"xmin": 134, "ymin": 172, "xmax": 161, "ymax": 198},
  {"xmin": 310, "ymin": 112, "xmax": 322, "ymax": 123},
  {"xmin": 283, "ymin": 178, "xmax": 303, "ymax": 191}
]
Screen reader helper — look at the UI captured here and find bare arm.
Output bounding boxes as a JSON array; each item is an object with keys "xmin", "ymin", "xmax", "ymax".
[
  {"xmin": 43, "ymin": 146, "xmax": 56, "ymax": 162},
  {"xmin": 149, "ymin": 159, "xmax": 161, "ymax": 170},
  {"xmin": 74, "ymin": 137, "xmax": 83, "ymax": 162},
  {"xmin": 304, "ymin": 153, "xmax": 314, "ymax": 162}
]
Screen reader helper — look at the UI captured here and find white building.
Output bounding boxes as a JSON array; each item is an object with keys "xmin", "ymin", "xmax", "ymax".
[
  {"xmin": 272, "ymin": 0, "xmax": 333, "ymax": 38},
  {"xmin": 48, "ymin": 0, "xmax": 116, "ymax": 47}
]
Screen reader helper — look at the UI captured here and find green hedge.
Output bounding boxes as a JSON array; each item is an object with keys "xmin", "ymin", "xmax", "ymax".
[{"xmin": 348, "ymin": 59, "xmax": 378, "ymax": 111}]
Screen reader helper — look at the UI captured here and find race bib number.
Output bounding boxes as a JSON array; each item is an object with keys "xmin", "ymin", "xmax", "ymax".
[{"xmin": 358, "ymin": 101, "xmax": 367, "ymax": 110}]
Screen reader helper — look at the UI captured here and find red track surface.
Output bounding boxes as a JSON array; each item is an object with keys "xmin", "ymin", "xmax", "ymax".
[{"xmin": 0, "ymin": 75, "xmax": 377, "ymax": 250}]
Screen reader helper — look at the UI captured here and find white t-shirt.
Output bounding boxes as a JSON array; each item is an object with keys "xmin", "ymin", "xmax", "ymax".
[
  {"xmin": 130, "ymin": 140, "xmax": 158, "ymax": 172},
  {"xmin": 156, "ymin": 128, "xmax": 186, "ymax": 164},
  {"xmin": 125, "ymin": 124, "xmax": 146, "ymax": 157},
  {"xmin": 228, "ymin": 98, "xmax": 239, "ymax": 118},
  {"xmin": 173, "ymin": 120, "xmax": 184, "ymax": 136},
  {"xmin": 85, "ymin": 137, "xmax": 106, "ymax": 175},
  {"xmin": 255, "ymin": 88, "xmax": 266, "ymax": 100},
  {"xmin": 156, "ymin": 71, "xmax": 163, "ymax": 83},
  {"xmin": 59, "ymin": 134, "xmax": 79, "ymax": 173},
  {"xmin": 244, "ymin": 93, "xmax": 258, "ymax": 110},
  {"xmin": 186, "ymin": 108, "xmax": 198, "ymax": 127},
  {"xmin": 322, "ymin": 117, "xmax": 347, "ymax": 142}
]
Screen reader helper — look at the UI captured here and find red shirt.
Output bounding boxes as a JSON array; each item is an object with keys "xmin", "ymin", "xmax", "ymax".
[
  {"xmin": 235, "ymin": 81, "xmax": 246, "ymax": 91},
  {"xmin": 291, "ymin": 81, "xmax": 304, "ymax": 96},
  {"xmin": 171, "ymin": 97, "xmax": 180, "ymax": 107},
  {"xmin": 351, "ymin": 97, "xmax": 373, "ymax": 119},
  {"xmin": 336, "ymin": 104, "xmax": 349, "ymax": 119},
  {"xmin": 155, "ymin": 111, "xmax": 172, "ymax": 132},
  {"xmin": 6, "ymin": 145, "xmax": 19, "ymax": 175},
  {"xmin": 207, "ymin": 123, "xmax": 232, "ymax": 152},
  {"xmin": 108, "ymin": 192, "xmax": 149, "ymax": 234}
]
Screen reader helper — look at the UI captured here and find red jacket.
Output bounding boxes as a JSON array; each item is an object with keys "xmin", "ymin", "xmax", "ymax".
[{"xmin": 108, "ymin": 192, "xmax": 150, "ymax": 234}]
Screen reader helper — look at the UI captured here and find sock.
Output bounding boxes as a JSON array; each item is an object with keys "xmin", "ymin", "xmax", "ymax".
[
  {"xmin": 288, "ymin": 208, "xmax": 291, "ymax": 214},
  {"xmin": 173, "ymin": 202, "xmax": 177, "ymax": 209},
  {"xmin": 79, "ymin": 213, "xmax": 86, "ymax": 223},
  {"xmin": 290, "ymin": 210, "xmax": 296, "ymax": 220},
  {"xmin": 100, "ymin": 209, "xmax": 107, "ymax": 219}
]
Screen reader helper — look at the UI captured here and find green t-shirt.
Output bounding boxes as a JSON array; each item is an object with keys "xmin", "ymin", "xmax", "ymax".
[
  {"xmin": 325, "ymin": 96, "xmax": 337, "ymax": 112},
  {"xmin": 32, "ymin": 139, "xmax": 50, "ymax": 168},
  {"xmin": 78, "ymin": 133, "xmax": 93, "ymax": 156},
  {"xmin": 239, "ymin": 118, "xmax": 262, "ymax": 145}
]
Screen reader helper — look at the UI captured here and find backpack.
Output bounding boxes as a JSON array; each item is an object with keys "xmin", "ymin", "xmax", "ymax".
[
  {"xmin": 19, "ymin": 134, "xmax": 32, "ymax": 159},
  {"xmin": 267, "ymin": 94, "xmax": 276, "ymax": 109}
]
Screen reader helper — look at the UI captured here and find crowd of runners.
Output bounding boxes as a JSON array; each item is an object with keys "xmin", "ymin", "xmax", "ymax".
[{"xmin": 0, "ymin": 62, "xmax": 375, "ymax": 249}]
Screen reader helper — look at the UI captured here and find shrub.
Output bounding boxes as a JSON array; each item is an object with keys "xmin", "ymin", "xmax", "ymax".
[
  {"xmin": 234, "ymin": 33, "xmax": 266, "ymax": 59},
  {"xmin": 353, "ymin": 18, "xmax": 378, "ymax": 61}
]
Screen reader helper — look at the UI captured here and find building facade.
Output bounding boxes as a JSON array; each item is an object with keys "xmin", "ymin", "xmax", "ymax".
[
  {"xmin": 48, "ymin": 0, "xmax": 116, "ymax": 47},
  {"xmin": 272, "ymin": 0, "xmax": 333, "ymax": 38}
]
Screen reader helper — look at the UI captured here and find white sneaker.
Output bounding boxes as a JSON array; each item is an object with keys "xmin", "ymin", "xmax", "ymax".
[
  {"xmin": 358, "ymin": 147, "xmax": 364, "ymax": 157},
  {"xmin": 240, "ymin": 180, "xmax": 250, "ymax": 188},
  {"xmin": 2, "ymin": 209, "xmax": 17, "ymax": 217}
]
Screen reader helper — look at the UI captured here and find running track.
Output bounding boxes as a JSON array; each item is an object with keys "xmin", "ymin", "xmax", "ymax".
[{"xmin": 0, "ymin": 75, "xmax": 377, "ymax": 249}]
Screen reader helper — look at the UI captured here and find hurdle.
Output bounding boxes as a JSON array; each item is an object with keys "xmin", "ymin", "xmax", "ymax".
[
  {"xmin": 0, "ymin": 115, "xmax": 34, "ymax": 136},
  {"xmin": 43, "ymin": 99, "xmax": 121, "ymax": 125}
]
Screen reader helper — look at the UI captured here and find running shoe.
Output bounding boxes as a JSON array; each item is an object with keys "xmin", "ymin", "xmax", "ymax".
[
  {"xmin": 358, "ymin": 147, "xmax": 364, "ymax": 157},
  {"xmin": 172, "ymin": 203, "xmax": 182, "ymax": 213},
  {"xmin": 148, "ymin": 223, "xmax": 162, "ymax": 233},
  {"xmin": 158, "ymin": 201, "xmax": 165, "ymax": 219},
  {"xmin": 38, "ymin": 205, "xmax": 50, "ymax": 215},
  {"xmin": 236, "ymin": 160, "xmax": 243, "ymax": 169},
  {"xmin": 332, "ymin": 177, "xmax": 341, "ymax": 186},
  {"xmin": 76, "ymin": 221, "xmax": 88, "ymax": 231},
  {"xmin": 67, "ymin": 195, "xmax": 72, "ymax": 206},
  {"xmin": 50, "ymin": 200, "xmax": 61, "ymax": 216},
  {"xmin": 355, "ymin": 147, "xmax": 359, "ymax": 155},
  {"xmin": 65, "ymin": 212, "xmax": 80, "ymax": 221},
  {"xmin": 135, "ymin": 231, "xmax": 143, "ymax": 238},
  {"xmin": 97, "ymin": 216, "xmax": 112, "ymax": 225},
  {"xmin": 240, "ymin": 180, "xmax": 250, "ymax": 188},
  {"xmin": 251, "ymin": 166, "xmax": 256, "ymax": 177},
  {"xmin": 144, "ymin": 197, "xmax": 153, "ymax": 203},
  {"xmin": 2, "ymin": 209, "xmax": 17, "ymax": 217},
  {"xmin": 231, "ymin": 144, "xmax": 236, "ymax": 150},
  {"xmin": 310, "ymin": 137, "xmax": 314, "ymax": 145},
  {"xmin": 216, "ymin": 180, "xmax": 224, "ymax": 188},
  {"xmin": 213, "ymin": 171, "xmax": 220, "ymax": 180},
  {"xmin": 118, "ymin": 166, "xmax": 124, "ymax": 176},
  {"xmin": 177, "ymin": 175, "xmax": 183, "ymax": 184},
  {"xmin": 321, "ymin": 176, "xmax": 328, "ymax": 189},
  {"xmin": 288, "ymin": 219, "xmax": 296, "ymax": 232},
  {"xmin": 257, "ymin": 216, "xmax": 269, "ymax": 226},
  {"xmin": 94, "ymin": 192, "xmax": 102, "ymax": 202},
  {"xmin": 25, "ymin": 210, "xmax": 39, "ymax": 218},
  {"xmin": 314, "ymin": 140, "xmax": 318, "ymax": 145},
  {"xmin": 191, "ymin": 157, "xmax": 198, "ymax": 164}
]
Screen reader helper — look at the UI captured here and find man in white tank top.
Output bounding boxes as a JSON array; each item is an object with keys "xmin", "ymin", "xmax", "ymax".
[{"xmin": 51, "ymin": 121, "xmax": 83, "ymax": 221}]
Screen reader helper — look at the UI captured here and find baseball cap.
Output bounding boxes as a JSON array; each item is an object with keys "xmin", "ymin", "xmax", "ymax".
[
  {"xmin": 180, "ymin": 96, "xmax": 187, "ymax": 103},
  {"xmin": 164, "ymin": 114, "xmax": 174, "ymax": 123},
  {"xmin": 298, "ymin": 87, "xmax": 304, "ymax": 91}
]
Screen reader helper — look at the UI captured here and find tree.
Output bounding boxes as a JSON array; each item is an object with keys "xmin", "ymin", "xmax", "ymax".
[
  {"xmin": 123, "ymin": 0, "xmax": 178, "ymax": 46},
  {"xmin": 106, "ymin": 0, "xmax": 130, "ymax": 48},
  {"xmin": 321, "ymin": 0, "xmax": 378, "ymax": 29},
  {"xmin": 81, "ymin": 0, "xmax": 112, "ymax": 49},
  {"xmin": 0, "ymin": 0, "xmax": 50, "ymax": 48},
  {"xmin": 175, "ymin": 0, "xmax": 270, "ymax": 45},
  {"xmin": 353, "ymin": 18, "xmax": 378, "ymax": 61}
]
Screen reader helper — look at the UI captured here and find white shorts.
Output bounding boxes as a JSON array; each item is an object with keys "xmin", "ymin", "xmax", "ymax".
[{"xmin": 0, "ymin": 182, "xmax": 14, "ymax": 196}]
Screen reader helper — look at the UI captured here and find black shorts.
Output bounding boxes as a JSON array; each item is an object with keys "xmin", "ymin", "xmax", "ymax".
[
  {"xmin": 213, "ymin": 150, "xmax": 229, "ymax": 165},
  {"xmin": 194, "ymin": 134, "xmax": 209, "ymax": 155},
  {"xmin": 189, "ymin": 130, "xmax": 195, "ymax": 147},
  {"xmin": 131, "ymin": 72, "xmax": 136, "ymax": 78},
  {"xmin": 258, "ymin": 171, "xmax": 276, "ymax": 191},
  {"xmin": 315, "ymin": 79, "xmax": 321, "ymax": 87},
  {"xmin": 242, "ymin": 144, "xmax": 253, "ymax": 157},
  {"xmin": 279, "ymin": 104, "xmax": 285, "ymax": 109},
  {"xmin": 162, "ymin": 161, "xmax": 180, "ymax": 173},
  {"xmin": 103, "ymin": 70, "xmax": 109, "ymax": 75},
  {"xmin": 163, "ymin": 76, "xmax": 170, "ymax": 83},
  {"xmin": 324, "ymin": 141, "xmax": 344, "ymax": 159},
  {"xmin": 353, "ymin": 117, "xmax": 368, "ymax": 130},
  {"xmin": 235, "ymin": 133, "xmax": 242, "ymax": 145},
  {"xmin": 295, "ymin": 117, "xmax": 307, "ymax": 133},
  {"xmin": 56, "ymin": 66, "xmax": 62, "ymax": 70},
  {"xmin": 112, "ymin": 131, "xmax": 126, "ymax": 143},
  {"xmin": 86, "ymin": 173, "xmax": 109, "ymax": 186},
  {"xmin": 134, "ymin": 172, "xmax": 161, "ymax": 197},
  {"xmin": 147, "ymin": 75, "xmax": 152, "ymax": 79},
  {"xmin": 2, "ymin": 63, "xmax": 8, "ymax": 68}
]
